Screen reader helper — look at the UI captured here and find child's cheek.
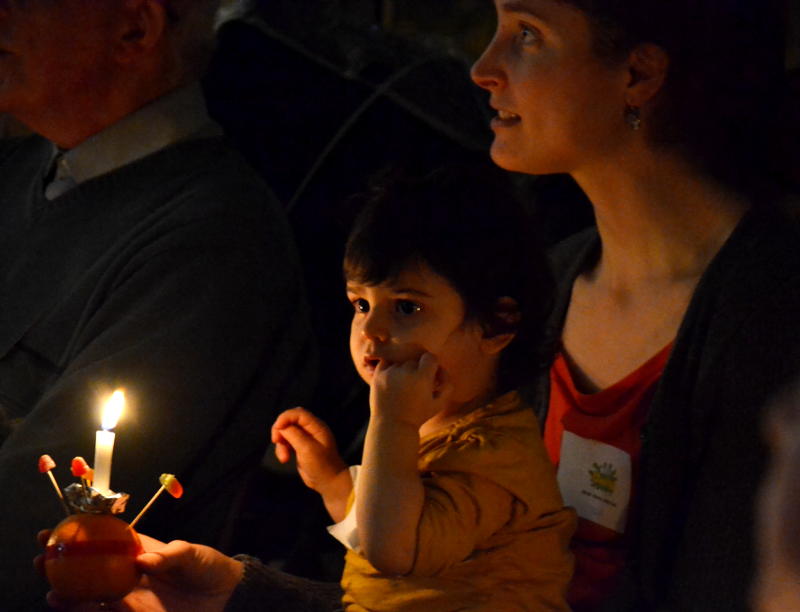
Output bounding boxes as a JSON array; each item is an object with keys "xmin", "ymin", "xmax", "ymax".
[{"xmin": 394, "ymin": 343, "xmax": 427, "ymax": 364}]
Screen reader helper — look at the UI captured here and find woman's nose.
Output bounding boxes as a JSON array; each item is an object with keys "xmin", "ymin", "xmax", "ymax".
[{"xmin": 471, "ymin": 38, "xmax": 505, "ymax": 91}]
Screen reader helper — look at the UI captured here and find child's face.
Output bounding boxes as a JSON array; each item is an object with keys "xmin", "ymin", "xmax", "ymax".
[{"xmin": 346, "ymin": 263, "xmax": 490, "ymax": 403}]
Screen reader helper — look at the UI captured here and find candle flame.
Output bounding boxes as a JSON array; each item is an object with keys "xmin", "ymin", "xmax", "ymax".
[{"xmin": 101, "ymin": 390, "xmax": 125, "ymax": 431}]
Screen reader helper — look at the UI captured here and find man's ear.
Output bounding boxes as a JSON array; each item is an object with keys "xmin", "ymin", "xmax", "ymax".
[
  {"xmin": 481, "ymin": 296, "xmax": 520, "ymax": 355},
  {"xmin": 625, "ymin": 43, "xmax": 669, "ymax": 108},
  {"xmin": 113, "ymin": 0, "xmax": 169, "ymax": 64}
]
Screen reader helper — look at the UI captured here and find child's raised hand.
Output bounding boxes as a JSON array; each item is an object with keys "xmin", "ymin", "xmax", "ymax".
[
  {"xmin": 271, "ymin": 408, "xmax": 348, "ymax": 494},
  {"xmin": 370, "ymin": 352, "xmax": 453, "ymax": 428}
]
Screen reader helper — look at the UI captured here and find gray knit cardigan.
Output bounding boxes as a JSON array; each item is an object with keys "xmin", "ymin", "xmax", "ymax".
[{"xmin": 527, "ymin": 205, "xmax": 800, "ymax": 611}]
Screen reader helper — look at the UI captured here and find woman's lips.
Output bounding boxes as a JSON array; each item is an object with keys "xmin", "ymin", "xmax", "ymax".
[{"xmin": 491, "ymin": 109, "xmax": 521, "ymax": 128}]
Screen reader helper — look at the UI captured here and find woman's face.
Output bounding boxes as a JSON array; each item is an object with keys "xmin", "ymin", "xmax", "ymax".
[{"xmin": 471, "ymin": 0, "xmax": 631, "ymax": 176}]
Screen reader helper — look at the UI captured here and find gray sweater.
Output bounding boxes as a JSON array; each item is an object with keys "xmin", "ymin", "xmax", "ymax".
[
  {"xmin": 0, "ymin": 135, "xmax": 316, "ymax": 611},
  {"xmin": 529, "ymin": 205, "xmax": 800, "ymax": 611}
]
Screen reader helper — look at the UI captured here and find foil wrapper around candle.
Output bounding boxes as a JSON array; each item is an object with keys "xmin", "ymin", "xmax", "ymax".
[{"xmin": 64, "ymin": 483, "xmax": 129, "ymax": 515}]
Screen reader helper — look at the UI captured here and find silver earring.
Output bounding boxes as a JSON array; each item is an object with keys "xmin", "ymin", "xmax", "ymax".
[{"xmin": 625, "ymin": 105, "xmax": 641, "ymax": 131}]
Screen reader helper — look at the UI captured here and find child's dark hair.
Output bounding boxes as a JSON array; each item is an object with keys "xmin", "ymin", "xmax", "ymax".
[{"xmin": 344, "ymin": 163, "xmax": 554, "ymax": 392}]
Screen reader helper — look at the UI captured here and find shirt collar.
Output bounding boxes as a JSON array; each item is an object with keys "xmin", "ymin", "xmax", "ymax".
[{"xmin": 51, "ymin": 83, "xmax": 223, "ymax": 186}]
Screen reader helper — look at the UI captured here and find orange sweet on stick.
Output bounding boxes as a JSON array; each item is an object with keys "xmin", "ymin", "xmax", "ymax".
[
  {"xmin": 38, "ymin": 454, "xmax": 70, "ymax": 516},
  {"xmin": 71, "ymin": 457, "xmax": 90, "ymax": 478},
  {"xmin": 38, "ymin": 454, "xmax": 56, "ymax": 473},
  {"xmin": 71, "ymin": 456, "xmax": 94, "ymax": 490},
  {"xmin": 45, "ymin": 513, "xmax": 142, "ymax": 603}
]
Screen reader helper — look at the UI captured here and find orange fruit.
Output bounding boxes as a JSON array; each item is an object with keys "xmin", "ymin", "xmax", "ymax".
[{"xmin": 45, "ymin": 513, "xmax": 142, "ymax": 603}]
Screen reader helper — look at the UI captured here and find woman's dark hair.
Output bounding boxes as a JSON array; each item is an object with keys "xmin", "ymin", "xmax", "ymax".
[
  {"xmin": 560, "ymin": 0, "xmax": 788, "ymax": 196},
  {"xmin": 344, "ymin": 163, "xmax": 554, "ymax": 392}
]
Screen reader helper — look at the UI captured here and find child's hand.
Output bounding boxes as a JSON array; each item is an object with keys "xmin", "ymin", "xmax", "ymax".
[
  {"xmin": 271, "ymin": 408, "xmax": 352, "ymax": 521},
  {"xmin": 35, "ymin": 531, "xmax": 241, "ymax": 612},
  {"xmin": 370, "ymin": 352, "xmax": 453, "ymax": 429}
]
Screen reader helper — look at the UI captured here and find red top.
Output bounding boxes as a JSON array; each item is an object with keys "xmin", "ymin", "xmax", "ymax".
[{"xmin": 545, "ymin": 343, "xmax": 672, "ymax": 611}]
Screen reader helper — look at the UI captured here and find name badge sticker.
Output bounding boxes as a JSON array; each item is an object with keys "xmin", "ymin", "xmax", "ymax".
[{"xmin": 557, "ymin": 431, "xmax": 632, "ymax": 533}]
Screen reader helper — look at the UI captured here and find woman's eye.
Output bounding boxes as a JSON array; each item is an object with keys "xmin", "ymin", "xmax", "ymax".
[
  {"xmin": 395, "ymin": 300, "xmax": 421, "ymax": 315},
  {"xmin": 353, "ymin": 298, "xmax": 369, "ymax": 313},
  {"xmin": 518, "ymin": 24, "xmax": 541, "ymax": 46}
]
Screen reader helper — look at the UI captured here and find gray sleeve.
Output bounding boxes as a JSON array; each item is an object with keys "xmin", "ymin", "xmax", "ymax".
[
  {"xmin": 225, "ymin": 555, "xmax": 343, "ymax": 612},
  {"xmin": 0, "ymin": 203, "xmax": 317, "ymax": 611}
]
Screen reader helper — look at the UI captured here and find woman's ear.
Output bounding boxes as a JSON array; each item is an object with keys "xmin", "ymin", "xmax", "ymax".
[
  {"xmin": 113, "ymin": 0, "xmax": 169, "ymax": 64},
  {"xmin": 481, "ymin": 296, "xmax": 520, "ymax": 355},
  {"xmin": 625, "ymin": 43, "xmax": 669, "ymax": 107}
]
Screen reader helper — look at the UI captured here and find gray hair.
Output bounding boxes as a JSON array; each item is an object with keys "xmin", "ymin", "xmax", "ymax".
[{"xmin": 215, "ymin": 0, "xmax": 253, "ymax": 25}]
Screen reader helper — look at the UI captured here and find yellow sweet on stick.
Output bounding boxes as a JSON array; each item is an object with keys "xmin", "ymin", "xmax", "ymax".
[
  {"xmin": 129, "ymin": 474, "xmax": 183, "ymax": 528},
  {"xmin": 159, "ymin": 473, "xmax": 184, "ymax": 498}
]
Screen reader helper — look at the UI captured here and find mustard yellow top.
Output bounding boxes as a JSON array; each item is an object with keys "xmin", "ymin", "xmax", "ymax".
[{"xmin": 340, "ymin": 391, "xmax": 576, "ymax": 611}]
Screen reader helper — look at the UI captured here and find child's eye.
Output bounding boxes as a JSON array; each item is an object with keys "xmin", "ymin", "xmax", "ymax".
[
  {"xmin": 395, "ymin": 300, "xmax": 421, "ymax": 315},
  {"xmin": 353, "ymin": 298, "xmax": 370, "ymax": 313}
]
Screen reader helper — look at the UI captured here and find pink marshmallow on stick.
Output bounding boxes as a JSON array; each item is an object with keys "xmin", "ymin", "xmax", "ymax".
[
  {"xmin": 38, "ymin": 455, "xmax": 70, "ymax": 516},
  {"xmin": 129, "ymin": 474, "xmax": 183, "ymax": 529}
]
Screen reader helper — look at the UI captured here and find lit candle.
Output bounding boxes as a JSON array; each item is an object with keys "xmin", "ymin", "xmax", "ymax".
[{"xmin": 93, "ymin": 390, "xmax": 125, "ymax": 495}]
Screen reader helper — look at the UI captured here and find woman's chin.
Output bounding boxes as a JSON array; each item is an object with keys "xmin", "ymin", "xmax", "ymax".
[
  {"xmin": 493, "ymin": 155, "xmax": 566, "ymax": 179},
  {"xmin": 489, "ymin": 142, "xmax": 540, "ymax": 175}
]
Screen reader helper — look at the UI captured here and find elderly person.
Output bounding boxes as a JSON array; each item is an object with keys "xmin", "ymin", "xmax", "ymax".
[{"xmin": 0, "ymin": 1, "xmax": 315, "ymax": 609}]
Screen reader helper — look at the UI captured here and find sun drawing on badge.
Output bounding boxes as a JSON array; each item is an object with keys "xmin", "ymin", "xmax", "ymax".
[{"xmin": 589, "ymin": 462, "xmax": 617, "ymax": 495}]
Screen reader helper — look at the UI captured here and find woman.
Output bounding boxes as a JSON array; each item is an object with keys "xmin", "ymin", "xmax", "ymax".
[{"xmin": 471, "ymin": 0, "xmax": 800, "ymax": 610}]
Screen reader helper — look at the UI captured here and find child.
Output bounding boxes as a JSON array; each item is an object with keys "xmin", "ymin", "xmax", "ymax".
[
  {"xmin": 272, "ymin": 165, "xmax": 576, "ymax": 611},
  {"xmin": 35, "ymin": 165, "xmax": 574, "ymax": 612}
]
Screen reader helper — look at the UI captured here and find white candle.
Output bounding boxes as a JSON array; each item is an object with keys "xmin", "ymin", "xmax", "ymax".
[{"xmin": 93, "ymin": 390, "xmax": 125, "ymax": 495}]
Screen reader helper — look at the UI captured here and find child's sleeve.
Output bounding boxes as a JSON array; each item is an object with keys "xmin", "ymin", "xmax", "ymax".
[
  {"xmin": 411, "ymin": 469, "xmax": 517, "ymax": 576},
  {"xmin": 410, "ymin": 413, "xmax": 573, "ymax": 578},
  {"xmin": 327, "ymin": 465, "xmax": 361, "ymax": 552}
]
